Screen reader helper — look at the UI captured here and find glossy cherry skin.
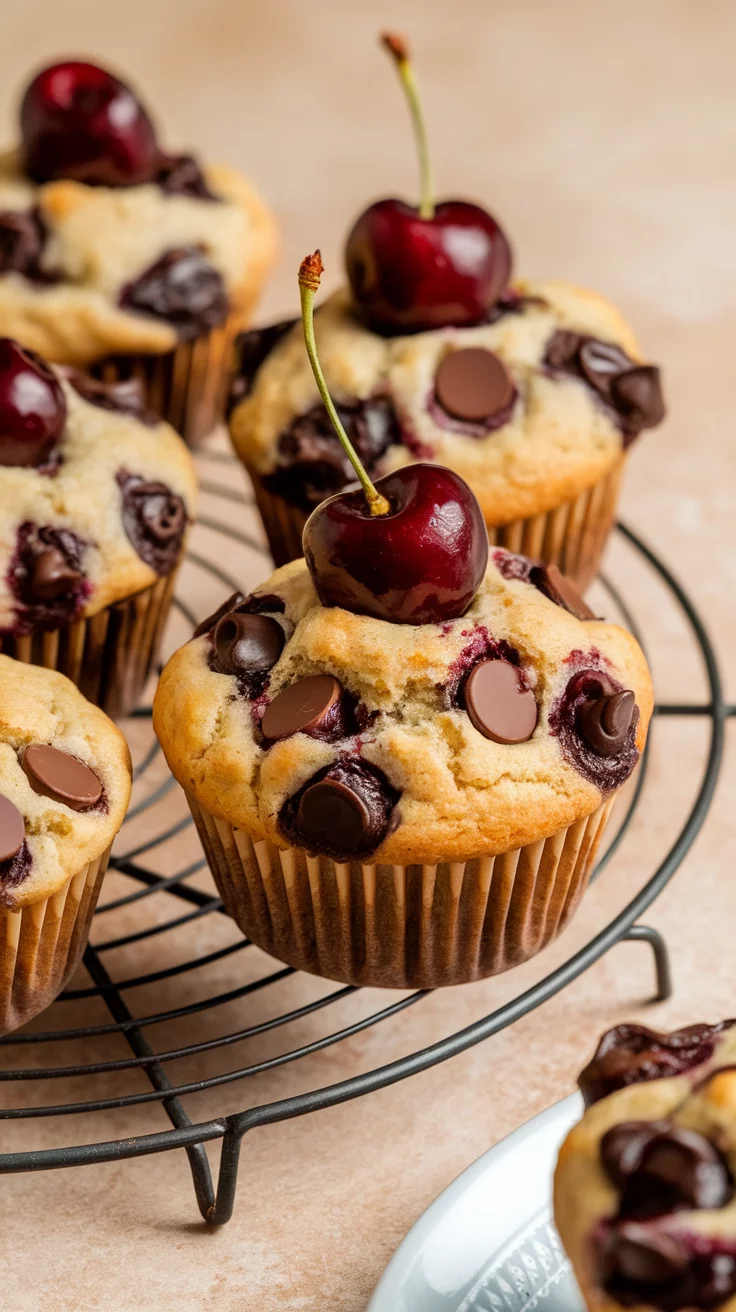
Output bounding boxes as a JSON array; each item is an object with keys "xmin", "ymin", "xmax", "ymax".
[
  {"xmin": 0, "ymin": 339, "xmax": 67, "ymax": 467},
  {"xmin": 20, "ymin": 61, "xmax": 160, "ymax": 186},
  {"xmin": 303, "ymin": 463, "xmax": 489, "ymax": 624},
  {"xmin": 345, "ymin": 198, "xmax": 512, "ymax": 334}
]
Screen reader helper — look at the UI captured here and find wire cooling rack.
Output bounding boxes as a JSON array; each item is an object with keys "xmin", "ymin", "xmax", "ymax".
[{"xmin": 0, "ymin": 447, "xmax": 730, "ymax": 1225}]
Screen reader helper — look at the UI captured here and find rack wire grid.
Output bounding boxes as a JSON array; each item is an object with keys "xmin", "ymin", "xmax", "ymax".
[{"xmin": 0, "ymin": 445, "xmax": 730, "ymax": 1226}]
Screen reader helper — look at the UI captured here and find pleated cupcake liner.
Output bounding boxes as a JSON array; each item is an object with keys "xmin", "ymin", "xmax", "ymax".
[
  {"xmin": 240, "ymin": 457, "xmax": 625, "ymax": 589},
  {"xmin": 90, "ymin": 313, "xmax": 241, "ymax": 447},
  {"xmin": 0, "ymin": 844, "xmax": 111, "ymax": 1036},
  {"xmin": 0, "ymin": 569, "xmax": 177, "ymax": 719},
  {"xmin": 187, "ymin": 794, "xmax": 614, "ymax": 989}
]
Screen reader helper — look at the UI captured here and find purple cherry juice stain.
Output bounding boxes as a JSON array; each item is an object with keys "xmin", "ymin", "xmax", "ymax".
[
  {"xmin": 0, "ymin": 840, "xmax": 32, "ymax": 907},
  {"xmin": 493, "ymin": 548, "xmax": 536, "ymax": 583}
]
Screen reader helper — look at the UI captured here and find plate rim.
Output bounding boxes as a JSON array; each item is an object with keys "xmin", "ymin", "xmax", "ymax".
[{"xmin": 367, "ymin": 1089, "xmax": 583, "ymax": 1312}]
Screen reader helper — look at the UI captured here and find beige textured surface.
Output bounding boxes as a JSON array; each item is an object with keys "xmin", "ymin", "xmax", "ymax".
[{"xmin": 0, "ymin": 2, "xmax": 735, "ymax": 1310}]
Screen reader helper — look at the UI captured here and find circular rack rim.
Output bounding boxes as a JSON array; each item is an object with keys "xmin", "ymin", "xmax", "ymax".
[{"xmin": 0, "ymin": 478, "xmax": 729, "ymax": 1225}]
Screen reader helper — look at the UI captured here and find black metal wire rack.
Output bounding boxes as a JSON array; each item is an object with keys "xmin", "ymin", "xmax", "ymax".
[{"xmin": 0, "ymin": 452, "xmax": 730, "ymax": 1226}]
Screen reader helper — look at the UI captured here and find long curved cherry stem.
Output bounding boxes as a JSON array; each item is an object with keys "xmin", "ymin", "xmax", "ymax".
[
  {"xmin": 381, "ymin": 32, "xmax": 434, "ymax": 221},
  {"xmin": 298, "ymin": 252, "xmax": 390, "ymax": 517}
]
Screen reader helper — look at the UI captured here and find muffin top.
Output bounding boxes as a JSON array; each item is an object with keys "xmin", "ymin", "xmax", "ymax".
[
  {"xmin": 0, "ymin": 61, "xmax": 277, "ymax": 362},
  {"xmin": 0, "ymin": 340, "xmax": 197, "ymax": 636},
  {"xmin": 229, "ymin": 279, "xmax": 665, "ymax": 527},
  {"xmin": 555, "ymin": 1020, "xmax": 736, "ymax": 1312},
  {"xmin": 0, "ymin": 654, "xmax": 132, "ymax": 908},
  {"xmin": 153, "ymin": 549, "xmax": 652, "ymax": 866}
]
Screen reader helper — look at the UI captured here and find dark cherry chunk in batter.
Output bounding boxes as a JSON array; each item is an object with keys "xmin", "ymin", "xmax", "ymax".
[
  {"xmin": 7, "ymin": 523, "xmax": 89, "ymax": 633},
  {"xmin": 58, "ymin": 366, "xmax": 158, "ymax": 425},
  {"xmin": 543, "ymin": 329, "xmax": 665, "ymax": 446},
  {"xmin": 263, "ymin": 396, "xmax": 401, "ymax": 510},
  {"xmin": 228, "ymin": 319, "xmax": 298, "ymax": 414},
  {"xmin": 0, "ymin": 794, "xmax": 30, "ymax": 905},
  {"xmin": 117, "ymin": 470, "xmax": 186, "ymax": 575},
  {"xmin": 579, "ymin": 1021, "xmax": 735, "ymax": 1106},
  {"xmin": 120, "ymin": 247, "xmax": 228, "ymax": 340},
  {"xmin": 279, "ymin": 757, "xmax": 400, "ymax": 862},
  {"xmin": 155, "ymin": 153, "xmax": 217, "ymax": 201},
  {"xmin": 600, "ymin": 1226, "xmax": 736, "ymax": 1311},
  {"xmin": 549, "ymin": 667, "xmax": 639, "ymax": 790}
]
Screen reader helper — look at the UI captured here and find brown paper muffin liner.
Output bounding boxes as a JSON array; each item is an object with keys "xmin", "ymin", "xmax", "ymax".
[
  {"xmin": 241, "ymin": 457, "xmax": 626, "ymax": 589},
  {"xmin": 91, "ymin": 313, "xmax": 241, "ymax": 447},
  {"xmin": 0, "ymin": 570, "xmax": 177, "ymax": 719},
  {"xmin": 187, "ymin": 794, "xmax": 614, "ymax": 989},
  {"xmin": 0, "ymin": 844, "xmax": 111, "ymax": 1035}
]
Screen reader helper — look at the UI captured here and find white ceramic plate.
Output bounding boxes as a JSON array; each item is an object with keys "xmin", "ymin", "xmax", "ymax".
[{"xmin": 368, "ymin": 1092, "xmax": 584, "ymax": 1312}]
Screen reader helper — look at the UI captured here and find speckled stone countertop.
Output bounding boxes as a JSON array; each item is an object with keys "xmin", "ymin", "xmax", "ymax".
[{"xmin": 1, "ymin": 2, "xmax": 735, "ymax": 1309}]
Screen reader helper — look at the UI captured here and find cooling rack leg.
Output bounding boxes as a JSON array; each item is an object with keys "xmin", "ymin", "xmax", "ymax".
[
  {"xmin": 83, "ymin": 946, "xmax": 216, "ymax": 1222},
  {"xmin": 208, "ymin": 1122, "xmax": 244, "ymax": 1226},
  {"xmin": 622, "ymin": 924, "xmax": 672, "ymax": 1002}
]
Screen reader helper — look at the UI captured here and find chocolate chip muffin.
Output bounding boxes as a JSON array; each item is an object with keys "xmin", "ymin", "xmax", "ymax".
[
  {"xmin": 153, "ymin": 547, "xmax": 652, "ymax": 988},
  {"xmin": 0, "ymin": 654, "xmax": 131, "ymax": 1033},
  {"xmin": 0, "ymin": 59, "xmax": 277, "ymax": 443},
  {"xmin": 555, "ymin": 1020, "xmax": 736, "ymax": 1312},
  {"xmin": 0, "ymin": 337, "xmax": 197, "ymax": 716},
  {"xmin": 229, "ymin": 280, "xmax": 663, "ymax": 585}
]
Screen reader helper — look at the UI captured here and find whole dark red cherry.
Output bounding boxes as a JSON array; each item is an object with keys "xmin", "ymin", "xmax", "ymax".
[
  {"xmin": 345, "ymin": 34, "xmax": 511, "ymax": 334},
  {"xmin": 346, "ymin": 198, "xmax": 512, "ymax": 334},
  {"xmin": 0, "ymin": 338, "xmax": 67, "ymax": 467},
  {"xmin": 20, "ymin": 60, "xmax": 160, "ymax": 187},
  {"xmin": 303, "ymin": 463, "xmax": 488, "ymax": 624}
]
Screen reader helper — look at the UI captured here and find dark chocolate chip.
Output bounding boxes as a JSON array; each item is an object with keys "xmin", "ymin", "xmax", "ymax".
[
  {"xmin": 601, "ymin": 1122, "xmax": 666, "ymax": 1189},
  {"xmin": 544, "ymin": 330, "xmax": 665, "ymax": 445},
  {"xmin": 550, "ymin": 668, "xmax": 640, "ymax": 790},
  {"xmin": 577, "ymin": 688, "xmax": 636, "ymax": 756},
  {"xmin": 7, "ymin": 522, "xmax": 89, "ymax": 633},
  {"xmin": 606, "ymin": 1225, "xmax": 690, "ymax": 1285},
  {"xmin": 155, "ymin": 153, "xmax": 217, "ymax": 201},
  {"xmin": 212, "ymin": 612, "xmax": 284, "ymax": 678},
  {"xmin": 434, "ymin": 347, "xmax": 515, "ymax": 422},
  {"xmin": 29, "ymin": 547, "xmax": 83, "ymax": 601},
  {"xmin": 119, "ymin": 246, "xmax": 229, "ymax": 340},
  {"xmin": 464, "ymin": 659, "xmax": 537, "ymax": 744},
  {"xmin": 193, "ymin": 591, "xmax": 247, "ymax": 638},
  {"xmin": 21, "ymin": 744, "xmax": 103, "ymax": 811},
  {"xmin": 58, "ymin": 366, "xmax": 158, "ymax": 425},
  {"xmin": 261, "ymin": 674, "xmax": 341, "ymax": 742},
  {"xmin": 578, "ymin": 339, "xmax": 633, "ymax": 398},
  {"xmin": 296, "ymin": 777, "xmax": 372, "ymax": 855},
  {"xmin": 634, "ymin": 1128, "xmax": 733, "ymax": 1213},
  {"xmin": 228, "ymin": 319, "xmax": 298, "ymax": 413},
  {"xmin": 530, "ymin": 562, "xmax": 598, "ymax": 620},
  {"xmin": 579, "ymin": 1021, "xmax": 735, "ymax": 1105},
  {"xmin": 117, "ymin": 471, "xmax": 187, "ymax": 575},
  {"xmin": 612, "ymin": 366, "xmax": 666, "ymax": 434},
  {"xmin": 0, "ymin": 794, "xmax": 25, "ymax": 861},
  {"xmin": 279, "ymin": 757, "xmax": 400, "ymax": 861},
  {"xmin": 543, "ymin": 329, "xmax": 583, "ymax": 370}
]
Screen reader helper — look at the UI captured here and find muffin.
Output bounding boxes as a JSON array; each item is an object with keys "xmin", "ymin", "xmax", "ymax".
[
  {"xmin": 555, "ymin": 1019, "xmax": 736, "ymax": 1312},
  {"xmin": 153, "ymin": 545, "xmax": 652, "ymax": 988},
  {"xmin": 0, "ymin": 654, "xmax": 131, "ymax": 1033},
  {"xmin": 0, "ymin": 336, "xmax": 197, "ymax": 717},
  {"xmin": 229, "ymin": 35, "xmax": 663, "ymax": 584},
  {"xmin": 0, "ymin": 59, "xmax": 277, "ymax": 444}
]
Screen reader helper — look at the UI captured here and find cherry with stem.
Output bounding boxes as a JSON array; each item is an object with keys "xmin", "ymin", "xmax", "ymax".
[{"xmin": 298, "ymin": 252, "xmax": 489, "ymax": 625}]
